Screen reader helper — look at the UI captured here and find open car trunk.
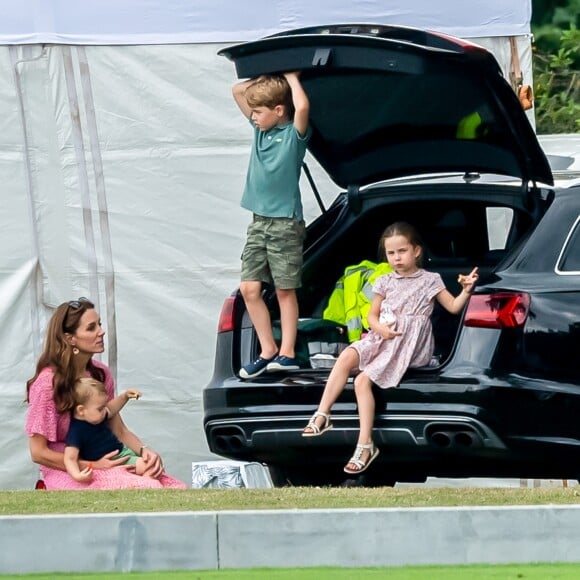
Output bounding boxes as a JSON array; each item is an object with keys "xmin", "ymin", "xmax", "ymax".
[
  {"xmin": 226, "ymin": 23, "xmax": 553, "ymax": 378},
  {"xmin": 240, "ymin": 180, "xmax": 547, "ymax": 371},
  {"xmin": 220, "ymin": 24, "xmax": 553, "ymax": 187}
]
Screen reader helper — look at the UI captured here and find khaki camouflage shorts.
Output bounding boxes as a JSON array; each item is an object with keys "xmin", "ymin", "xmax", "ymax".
[{"xmin": 241, "ymin": 215, "xmax": 305, "ymax": 289}]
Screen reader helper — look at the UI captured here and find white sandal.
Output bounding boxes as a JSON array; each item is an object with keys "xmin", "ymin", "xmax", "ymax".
[
  {"xmin": 343, "ymin": 442, "xmax": 380, "ymax": 474},
  {"xmin": 302, "ymin": 411, "xmax": 333, "ymax": 437}
]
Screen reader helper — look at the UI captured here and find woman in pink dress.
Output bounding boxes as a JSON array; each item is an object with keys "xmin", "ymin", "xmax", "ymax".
[
  {"xmin": 26, "ymin": 298, "xmax": 187, "ymax": 490},
  {"xmin": 302, "ymin": 222, "xmax": 479, "ymax": 476}
]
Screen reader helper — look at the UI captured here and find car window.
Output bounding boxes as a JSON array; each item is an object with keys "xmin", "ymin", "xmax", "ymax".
[
  {"xmin": 556, "ymin": 216, "xmax": 580, "ymax": 274},
  {"xmin": 422, "ymin": 206, "xmax": 506, "ymax": 264},
  {"xmin": 486, "ymin": 207, "xmax": 513, "ymax": 250},
  {"xmin": 428, "ymin": 210, "xmax": 469, "ymax": 259},
  {"xmin": 546, "ymin": 155, "xmax": 575, "ymax": 171}
]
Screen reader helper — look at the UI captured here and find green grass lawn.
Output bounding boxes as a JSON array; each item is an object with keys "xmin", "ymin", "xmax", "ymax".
[
  {"xmin": 2, "ymin": 488, "xmax": 580, "ymax": 578},
  {"xmin": 1, "ymin": 486, "xmax": 580, "ymax": 515},
  {"xmin": 3, "ymin": 564, "xmax": 580, "ymax": 579}
]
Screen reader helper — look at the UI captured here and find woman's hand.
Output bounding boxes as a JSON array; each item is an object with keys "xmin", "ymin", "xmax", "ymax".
[
  {"xmin": 89, "ymin": 450, "xmax": 130, "ymax": 470},
  {"xmin": 107, "ymin": 412, "xmax": 162, "ymax": 477},
  {"xmin": 139, "ymin": 447, "xmax": 164, "ymax": 479}
]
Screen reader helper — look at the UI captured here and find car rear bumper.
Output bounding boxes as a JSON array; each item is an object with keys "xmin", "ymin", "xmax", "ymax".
[
  {"xmin": 204, "ymin": 370, "xmax": 506, "ymax": 461},
  {"xmin": 203, "ymin": 371, "xmax": 580, "ymax": 480},
  {"xmin": 205, "ymin": 407, "xmax": 506, "ymax": 457}
]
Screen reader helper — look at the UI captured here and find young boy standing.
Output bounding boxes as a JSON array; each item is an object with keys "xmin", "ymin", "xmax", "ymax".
[{"xmin": 232, "ymin": 72, "xmax": 311, "ymax": 379}]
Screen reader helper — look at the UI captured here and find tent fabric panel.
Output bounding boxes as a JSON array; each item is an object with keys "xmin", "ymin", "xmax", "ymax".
[
  {"xmin": 0, "ymin": 0, "xmax": 532, "ymax": 45},
  {"xmin": 0, "ymin": 33, "xmax": 534, "ymax": 488}
]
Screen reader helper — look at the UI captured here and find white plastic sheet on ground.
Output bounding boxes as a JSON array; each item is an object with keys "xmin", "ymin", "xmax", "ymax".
[{"xmin": 0, "ymin": 1, "xmax": 534, "ymax": 489}]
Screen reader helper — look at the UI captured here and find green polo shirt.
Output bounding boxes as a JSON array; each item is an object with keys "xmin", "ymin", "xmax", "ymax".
[{"xmin": 241, "ymin": 120, "xmax": 311, "ymax": 220}]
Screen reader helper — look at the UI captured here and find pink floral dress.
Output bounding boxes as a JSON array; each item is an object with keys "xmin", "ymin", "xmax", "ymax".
[
  {"xmin": 26, "ymin": 360, "xmax": 187, "ymax": 490},
  {"xmin": 350, "ymin": 269, "xmax": 445, "ymax": 388}
]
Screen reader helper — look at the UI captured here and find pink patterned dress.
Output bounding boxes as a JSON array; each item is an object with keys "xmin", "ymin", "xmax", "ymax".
[
  {"xmin": 26, "ymin": 360, "xmax": 187, "ymax": 490},
  {"xmin": 350, "ymin": 269, "xmax": 445, "ymax": 388}
]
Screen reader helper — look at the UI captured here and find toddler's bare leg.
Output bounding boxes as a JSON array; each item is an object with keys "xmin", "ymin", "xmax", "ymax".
[{"xmin": 135, "ymin": 457, "xmax": 149, "ymax": 477}]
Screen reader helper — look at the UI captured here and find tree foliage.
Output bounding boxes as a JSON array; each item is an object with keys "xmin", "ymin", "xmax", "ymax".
[{"xmin": 532, "ymin": 0, "xmax": 580, "ymax": 133}]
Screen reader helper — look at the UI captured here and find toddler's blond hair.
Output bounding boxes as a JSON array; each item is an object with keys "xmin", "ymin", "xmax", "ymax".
[{"xmin": 73, "ymin": 376, "xmax": 106, "ymax": 406}]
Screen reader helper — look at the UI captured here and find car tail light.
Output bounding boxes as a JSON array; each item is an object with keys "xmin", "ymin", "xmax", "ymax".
[
  {"xmin": 464, "ymin": 292, "xmax": 530, "ymax": 329},
  {"xmin": 428, "ymin": 30, "xmax": 483, "ymax": 51},
  {"xmin": 217, "ymin": 296, "xmax": 236, "ymax": 333}
]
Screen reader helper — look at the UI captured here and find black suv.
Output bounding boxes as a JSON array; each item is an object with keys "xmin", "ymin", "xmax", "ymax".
[{"xmin": 203, "ymin": 24, "xmax": 580, "ymax": 486}]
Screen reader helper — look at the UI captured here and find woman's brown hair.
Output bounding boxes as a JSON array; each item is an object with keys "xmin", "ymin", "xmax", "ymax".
[{"xmin": 26, "ymin": 298, "xmax": 105, "ymax": 413}]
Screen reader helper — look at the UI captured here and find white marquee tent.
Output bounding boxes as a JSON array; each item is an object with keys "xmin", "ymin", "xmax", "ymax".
[{"xmin": 0, "ymin": 0, "xmax": 534, "ymax": 488}]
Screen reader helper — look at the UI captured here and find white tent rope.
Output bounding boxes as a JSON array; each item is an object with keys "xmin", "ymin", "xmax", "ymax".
[
  {"xmin": 62, "ymin": 47, "xmax": 101, "ymax": 309},
  {"xmin": 78, "ymin": 46, "xmax": 119, "ymax": 380},
  {"xmin": 9, "ymin": 45, "xmax": 47, "ymax": 360}
]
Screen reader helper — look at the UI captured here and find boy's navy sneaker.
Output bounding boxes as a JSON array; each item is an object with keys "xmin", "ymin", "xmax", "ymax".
[
  {"xmin": 266, "ymin": 355, "xmax": 300, "ymax": 372},
  {"xmin": 239, "ymin": 354, "xmax": 278, "ymax": 379}
]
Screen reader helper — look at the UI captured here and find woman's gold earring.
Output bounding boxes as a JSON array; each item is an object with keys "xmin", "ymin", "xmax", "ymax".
[{"xmin": 73, "ymin": 347, "xmax": 80, "ymax": 355}]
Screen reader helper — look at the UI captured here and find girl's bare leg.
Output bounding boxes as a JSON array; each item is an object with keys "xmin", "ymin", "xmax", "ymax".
[
  {"xmin": 303, "ymin": 347, "xmax": 360, "ymax": 434},
  {"xmin": 344, "ymin": 372, "xmax": 376, "ymax": 472}
]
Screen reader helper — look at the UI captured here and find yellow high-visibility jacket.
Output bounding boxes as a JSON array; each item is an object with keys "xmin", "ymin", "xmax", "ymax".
[{"xmin": 322, "ymin": 260, "xmax": 394, "ymax": 342}]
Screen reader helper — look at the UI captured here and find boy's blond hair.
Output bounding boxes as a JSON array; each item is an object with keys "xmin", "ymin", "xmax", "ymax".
[
  {"xmin": 73, "ymin": 377, "xmax": 106, "ymax": 406},
  {"xmin": 244, "ymin": 75, "xmax": 294, "ymax": 115}
]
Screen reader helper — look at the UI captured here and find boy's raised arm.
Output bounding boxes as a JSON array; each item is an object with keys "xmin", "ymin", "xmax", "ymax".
[
  {"xmin": 284, "ymin": 71, "xmax": 310, "ymax": 137},
  {"xmin": 232, "ymin": 79, "xmax": 254, "ymax": 119}
]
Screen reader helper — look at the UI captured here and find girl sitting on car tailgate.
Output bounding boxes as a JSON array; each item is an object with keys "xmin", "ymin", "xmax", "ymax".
[{"xmin": 302, "ymin": 221, "xmax": 479, "ymax": 475}]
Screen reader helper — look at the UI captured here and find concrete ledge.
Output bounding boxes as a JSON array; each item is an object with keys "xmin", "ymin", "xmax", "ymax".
[
  {"xmin": 2, "ymin": 505, "xmax": 580, "ymax": 574},
  {"xmin": 0, "ymin": 512, "xmax": 217, "ymax": 574}
]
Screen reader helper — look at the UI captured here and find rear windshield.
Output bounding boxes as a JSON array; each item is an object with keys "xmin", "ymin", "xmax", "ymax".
[
  {"xmin": 311, "ymin": 70, "xmax": 500, "ymax": 146},
  {"xmin": 305, "ymin": 68, "xmax": 524, "ymax": 185}
]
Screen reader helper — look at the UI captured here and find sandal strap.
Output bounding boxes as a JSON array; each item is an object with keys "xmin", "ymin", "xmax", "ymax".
[
  {"xmin": 349, "ymin": 443, "xmax": 375, "ymax": 464},
  {"xmin": 312, "ymin": 411, "xmax": 330, "ymax": 421},
  {"xmin": 305, "ymin": 411, "xmax": 330, "ymax": 434},
  {"xmin": 305, "ymin": 420, "xmax": 322, "ymax": 434},
  {"xmin": 347, "ymin": 458, "xmax": 365, "ymax": 469},
  {"xmin": 344, "ymin": 442, "xmax": 379, "ymax": 474}
]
